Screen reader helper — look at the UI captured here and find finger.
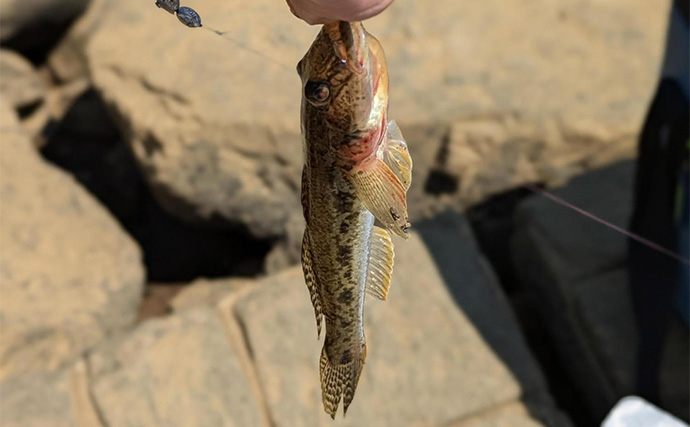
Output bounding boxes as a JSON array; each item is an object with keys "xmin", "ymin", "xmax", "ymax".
[{"xmin": 286, "ymin": 0, "xmax": 394, "ymax": 25}]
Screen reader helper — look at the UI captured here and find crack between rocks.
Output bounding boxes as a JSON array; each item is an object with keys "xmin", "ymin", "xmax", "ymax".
[
  {"xmin": 105, "ymin": 64, "xmax": 193, "ymax": 124},
  {"xmin": 68, "ymin": 358, "xmax": 108, "ymax": 427},
  {"xmin": 215, "ymin": 293, "xmax": 275, "ymax": 427},
  {"xmin": 107, "ymin": 64, "xmax": 189, "ymax": 105},
  {"xmin": 138, "ymin": 77, "xmax": 189, "ymax": 106}
]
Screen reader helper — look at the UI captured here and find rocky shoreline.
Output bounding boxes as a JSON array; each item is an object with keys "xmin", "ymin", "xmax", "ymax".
[{"xmin": 1, "ymin": 0, "xmax": 683, "ymax": 425}]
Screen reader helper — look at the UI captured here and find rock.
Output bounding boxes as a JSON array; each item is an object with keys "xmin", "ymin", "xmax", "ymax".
[
  {"xmin": 449, "ymin": 399, "xmax": 572, "ymax": 427},
  {"xmin": 373, "ymin": 1, "xmax": 665, "ymax": 128},
  {"xmin": 49, "ymin": 87, "xmax": 120, "ymax": 138},
  {"xmin": 87, "ymin": 309, "xmax": 264, "ymax": 427},
  {"xmin": 0, "ymin": 0, "xmax": 88, "ymax": 43},
  {"xmin": 86, "ymin": 0, "xmax": 309, "ymax": 238},
  {"xmin": 575, "ymin": 269, "xmax": 638, "ymax": 394},
  {"xmin": 514, "ymin": 161, "xmax": 634, "ymax": 286},
  {"xmin": 511, "ymin": 160, "xmax": 688, "ymax": 421},
  {"xmin": 47, "ymin": 0, "xmax": 115, "ymax": 83},
  {"xmin": 38, "ymin": 87, "xmax": 272, "ymax": 282},
  {"xmin": 413, "ymin": 213, "xmax": 550, "ymax": 394},
  {"xmin": 170, "ymin": 277, "xmax": 251, "ymax": 312},
  {"xmin": 20, "ymin": 78, "xmax": 90, "ymax": 146},
  {"xmin": 0, "ymin": 49, "xmax": 45, "ymax": 110},
  {"xmin": 0, "ymin": 96, "xmax": 21, "ymax": 127},
  {"xmin": 0, "ymin": 359, "xmax": 102, "ymax": 427},
  {"xmin": 0, "ymin": 369, "xmax": 76, "ymax": 427},
  {"xmin": 136, "ymin": 284, "xmax": 185, "ymax": 321},
  {"xmin": 232, "ymin": 214, "xmax": 569, "ymax": 426},
  {"xmin": 443, "ymin": 117, "xmax": 628, "ymax": 207},
  {"xmin": 511, "ymin": 162, "xmax": 633, "ymax": 420},
  {"xmin": 82, "ymin": 0, "xmax": 666, "ymax": 240},
  {"xmin": 576, "ymin": 269, "xmax": 689, "ymax": 420},
  {"xmin": 263, "ymin": 210, "xmax": 304, "ymax": 273},
  {"xmin": 0, "ymin": 101, "xmax": 144, "ymax": 381}
]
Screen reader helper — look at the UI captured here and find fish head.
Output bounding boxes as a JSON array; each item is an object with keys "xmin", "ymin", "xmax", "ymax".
[{"xmin": 298, "ymin": 21, "xmax": 387, "ymax": 136}]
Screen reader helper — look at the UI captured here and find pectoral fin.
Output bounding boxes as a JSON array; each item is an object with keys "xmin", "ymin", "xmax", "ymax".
[
  {"xmin": 366, "ymin": 226, "xmax": 394, "ymax": 300},
  {"xmin": 346, "ymin": 158, "xmax": 410, "ymax": 239},
  {"xmin": 301, "ymin": 231, "xmax": 323, "ymax": 338},
  {"xmin": 382, "ymin": 120, "xmax": 412, "ymax": 191}
]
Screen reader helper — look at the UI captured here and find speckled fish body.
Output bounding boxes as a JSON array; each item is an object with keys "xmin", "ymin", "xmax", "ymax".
[{"xmin": 297, "ymin": 21, "xmax": 412, "ymax": 418}]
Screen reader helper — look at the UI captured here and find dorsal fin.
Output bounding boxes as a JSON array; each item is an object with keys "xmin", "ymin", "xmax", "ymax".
[{"xmin": 365, "ymin": 226, "xmax": 394, "ymax": 301}]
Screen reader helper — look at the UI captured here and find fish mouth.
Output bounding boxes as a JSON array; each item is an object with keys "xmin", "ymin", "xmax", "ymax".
[{"xmin": 324, "ymin": 21, "xmax": 368, "ymax": 75}]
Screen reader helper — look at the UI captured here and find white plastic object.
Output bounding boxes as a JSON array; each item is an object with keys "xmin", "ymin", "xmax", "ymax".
[{"xmin": 602, "ymin": 396, "xmax": 688, "ymax": 427}]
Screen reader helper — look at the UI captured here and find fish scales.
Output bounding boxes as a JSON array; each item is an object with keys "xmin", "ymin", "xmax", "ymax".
[
  {"xmin": 298, "ymin": 21, "xmax": 412, "ymax": 418},
  {"xmin": 306, "ymin": 151, "xmax": 373, "ymax": 359}
]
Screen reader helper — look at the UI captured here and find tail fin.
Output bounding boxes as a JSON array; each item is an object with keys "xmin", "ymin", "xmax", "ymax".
[{"xmin": 319, "ymin": 343, "xmax": 367, "ymax": 418}]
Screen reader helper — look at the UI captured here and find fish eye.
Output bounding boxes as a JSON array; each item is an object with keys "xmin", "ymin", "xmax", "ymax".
[{"xmin": 305, "ymin": 81, "xmax": 330, "ymax": 104}]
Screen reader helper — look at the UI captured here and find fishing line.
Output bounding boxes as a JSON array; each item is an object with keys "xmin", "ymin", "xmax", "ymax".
[
  {"xmin": 202, "ymin": 26, "xmax": 296, "ymax": 70},
  {"xmin": 523, "ymin": 183, "xmax": 690, "ymax": 266}
]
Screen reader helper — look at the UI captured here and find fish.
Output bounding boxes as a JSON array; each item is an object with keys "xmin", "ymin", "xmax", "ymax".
[{"xmin": 297, "ymin": 21, "xmax": 413, "ymax": 418}]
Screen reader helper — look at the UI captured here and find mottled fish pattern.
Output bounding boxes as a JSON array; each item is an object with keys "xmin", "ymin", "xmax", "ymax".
[{"xmin": 297, "ymin": 21, "xmax": 412, "ymax": 418}]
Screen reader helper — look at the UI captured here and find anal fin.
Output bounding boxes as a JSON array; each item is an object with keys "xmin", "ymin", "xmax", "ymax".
[
  {"xmin": 301, "ymin": 231, "xmax": 323, "ymax": 338},
  {"xmin": 366, "ymin": 226, "xmax": 394, "ymax": 301}
]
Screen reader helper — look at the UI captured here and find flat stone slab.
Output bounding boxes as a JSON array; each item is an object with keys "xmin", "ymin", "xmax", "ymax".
[
  {"xmin": 170, "ymin": 277, "xmax": 251, "ymax": 313},
  {"xmin": 87, "ymin": 308, "xmax": 264, "ymax": 427},
  {"xmin": 513, "ymin": 161, "xmax": 634, "ymax": 286},
  {"xmin": 233, "ymin": 214, "xmax": 567, "ymax": 426},
  {"xmin": 449, "ymin": 399, "xmax": 572, "ymax": 427},
  {"xmin": 0, "ymin": 369, "xmax": 76, "ymax": 427}
]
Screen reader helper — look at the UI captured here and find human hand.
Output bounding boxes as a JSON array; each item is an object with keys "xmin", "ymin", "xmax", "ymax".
[{"xmin": 286, "ymin": 0, "xmax": 394, "ymax": 25}]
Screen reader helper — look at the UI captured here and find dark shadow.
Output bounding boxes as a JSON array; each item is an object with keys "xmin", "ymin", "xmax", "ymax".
[
  {"xmin": 467, "ymin": 188, "xmax": 594, "ymax": 426},
  {"xmin": 3, "ymin": 18, "xmax": 78, "ymax": 65},
  {"xmin": 423, "ymin": 131, "xmax": 459, "ymax": 195},
  {"xmin": 424, "ymin": 169, "xmax": 458, "ymax": 195},
  {"xmin": 467, "ymin": 187, "xmax": 533, "ymax": 294},
  {"xmin": 40, "ymin": 89, "xmax": 271, "ymax": 282},
  {"xmin": 416, "ymin": 210, "xmax": 591, "ymax": 427}
]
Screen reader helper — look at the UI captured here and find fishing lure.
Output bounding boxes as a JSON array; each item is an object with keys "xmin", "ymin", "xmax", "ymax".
[
  {"xmin": 176, "ymin": 6, "xmax": 202, "ymax": 28},
  {"xmin": 155, "ymin": 0, "xmax": 178, "ymax": 14},
  {"xmin": 155, "ymin": 0, "xmax": 201, "ymax": 28}
]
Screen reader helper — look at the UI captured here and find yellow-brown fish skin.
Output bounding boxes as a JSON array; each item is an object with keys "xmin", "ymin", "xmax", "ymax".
[{"xmin": 298, "ymin": 21, "xmax": 412, "ymax": 418}]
